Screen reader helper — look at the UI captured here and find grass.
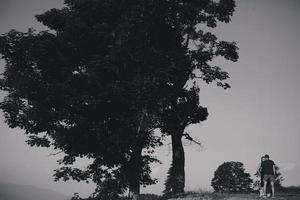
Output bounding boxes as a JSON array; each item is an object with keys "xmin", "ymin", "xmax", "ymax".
[
  {"xmin": 140, "ymin": 192, "xmax": 300, "ymax": 200},
  {"xmin": 165, "ymin": 192, "xmax": 300, "ymax": 200}
]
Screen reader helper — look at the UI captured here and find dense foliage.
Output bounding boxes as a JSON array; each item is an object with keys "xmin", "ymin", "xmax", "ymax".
[
  {"xmin": 160, "ymin": 0, "xmax": 238, "ymax": 195},
  {"xmin": 0, "ymin": 0, "xmax": 238, "ymax": 199},
  {"xmin": 211, "ymin": 161, "xmax": 253, "ymax": 193}
]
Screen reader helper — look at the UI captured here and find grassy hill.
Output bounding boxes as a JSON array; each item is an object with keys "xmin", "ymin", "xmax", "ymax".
[
  {"xmin": 2, "ymin": 182, "xmax": 299, "ymax": 200},
  {"xmin": 165, "ymin": 192, "xmax": 300, "ymax": 200},
  {"xmin": 142, "ymin": 188, "xmax": 300, "ymax": 200},
  {"xmin": 0, "ymin": 182, "xmax": 70, "ymax": 200}
]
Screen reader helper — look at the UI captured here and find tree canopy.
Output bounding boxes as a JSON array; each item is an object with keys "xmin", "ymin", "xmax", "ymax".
[
  {"xmin": 211, "ymin": 161, "xmax": 253, "ymax": 193},
  {"xmin": 0, "ymin": 0, "xmax": 238, "ymax": 199}
]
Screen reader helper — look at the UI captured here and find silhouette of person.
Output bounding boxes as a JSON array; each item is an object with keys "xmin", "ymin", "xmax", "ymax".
[
  {"xmin": 256, "ymin": 155, "xmax": 266, "ymax": 197},
  {"xmin": 261, "ymin": 154, "xmax": 276, "ymax": 198}
]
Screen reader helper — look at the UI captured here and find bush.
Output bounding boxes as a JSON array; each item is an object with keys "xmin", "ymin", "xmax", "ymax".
[
  {"xmin": 211, "ymin": 161, "xmax": 253, "ymax": 193},
  {"xmin": 70, "ymin": 193, "xmax": 161, "ymax": 200}
]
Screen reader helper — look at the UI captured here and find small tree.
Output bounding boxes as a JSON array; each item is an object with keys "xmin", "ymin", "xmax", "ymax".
[{"xmin": 211, "ymin": 161, "xmax": 253, "ymax": 193}]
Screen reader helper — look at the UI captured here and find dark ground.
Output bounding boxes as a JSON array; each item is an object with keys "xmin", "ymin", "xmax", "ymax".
[{"xmin": 166, "ymin": 193, "xmax": 300, "ymax": 200}]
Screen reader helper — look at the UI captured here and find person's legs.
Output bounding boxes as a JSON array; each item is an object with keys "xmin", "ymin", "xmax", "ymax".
[
  {"xmin": 263, "ymin": 180, "xmax": 268, "ymax": 197},
  {"xmin": 259, "ymin": 186, "xmax": 263, "ymax": 197},
  {"xmin": 270, "ymin": 181, "xmax": 275, "ymax": 198},
  {"xmin": 269, "ymin": 175, "xmax": 276, "ymax": 198},
  {"xmin": 259, "ymin": 187, "xmax": 263, "ymax": 197},
  {"xmin": 260, "ymin": 176, "xmax": 264, "ymax": 197},
  {"xmin": 263, "ymin": 174, "xmax": 274, "ymax": 197}
]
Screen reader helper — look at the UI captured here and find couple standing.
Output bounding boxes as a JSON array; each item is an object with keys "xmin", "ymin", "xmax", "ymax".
[{"xmin": 257, "ymin": 154, "xmax": 277, "ymax": 198}]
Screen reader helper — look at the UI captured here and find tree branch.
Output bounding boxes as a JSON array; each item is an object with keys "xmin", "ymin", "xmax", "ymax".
[
  {"xmin": 48, "ymin": 151, "xmax": 63, "ymax": 156},
  {"xmin": 182, "ymin": 132, "xmax": 202, "ymax": 147}
]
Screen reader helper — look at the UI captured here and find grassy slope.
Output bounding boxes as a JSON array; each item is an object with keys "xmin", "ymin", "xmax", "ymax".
[
  {"xmin": 166, "ymin": 192, "xmax": 300, "ymax": 200},
  {"xmin": 0, "ymin": 182, "xmax": 70, "ymax": 200}
]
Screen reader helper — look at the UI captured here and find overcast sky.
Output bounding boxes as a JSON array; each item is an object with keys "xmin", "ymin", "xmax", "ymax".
[{"xmin": 0, "ymin": 0, "xmax": 300, "ymax": 197}]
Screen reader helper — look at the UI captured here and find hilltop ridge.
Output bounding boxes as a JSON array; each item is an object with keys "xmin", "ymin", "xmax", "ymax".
[{"xmin": 0, "ymin": 182, "xmax": 69, "ymax": 200}]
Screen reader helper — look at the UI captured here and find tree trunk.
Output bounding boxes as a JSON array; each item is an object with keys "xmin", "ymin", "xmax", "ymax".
[
  {"xmin": 171, "ymin": 131, "xmax": 185, "ymax": 194},
  {"xmin": 127, "ymin": 148, "xmax": 143, "ymax": 200},
  {"xmin": 128, "ymin": 179, "xmax": 140, "ymax": 200},
  {"xmin": 127, "ymin": 161, "xmax": 141, "ymax": 200},
  {"xmin": 127, "ymin": 110, "xmax": 146, "ymax": 200}
]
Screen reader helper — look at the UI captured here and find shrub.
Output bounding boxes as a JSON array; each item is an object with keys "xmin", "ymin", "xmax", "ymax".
[{"xmin": 211, "ymin": 161, "xmax": 253, "ymax": 193}]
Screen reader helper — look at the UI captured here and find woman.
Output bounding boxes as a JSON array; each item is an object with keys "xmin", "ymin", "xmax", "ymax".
[{"xmin": 256, "ymin": 155, "xmax": 265, "ymax": 197}]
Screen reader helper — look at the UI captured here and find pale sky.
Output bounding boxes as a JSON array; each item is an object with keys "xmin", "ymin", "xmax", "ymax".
[{"xmin": 0, "ymin": 0, "xmax": 300, "ymax": 197}]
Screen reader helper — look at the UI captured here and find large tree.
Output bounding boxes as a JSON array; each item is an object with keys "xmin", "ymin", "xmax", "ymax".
[
  {"xmin": 148, "ymin": 0, "xmax": 239, "ymax": 195},
  {"xmin": 0, "ymin": 0, "xmax": 238, "ymax": 199},
  {"xmin": 0, "ymin": 1, "xmax": 176, "ymax": 199},
  {"xmin": 161, "ymin": 85, "xmax": 208, "ymax": 196}
]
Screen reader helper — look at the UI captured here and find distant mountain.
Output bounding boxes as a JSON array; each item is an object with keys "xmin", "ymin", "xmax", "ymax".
[{"xmin": 0, "ymin": 182, "xmax": 70, "ymax": 200}]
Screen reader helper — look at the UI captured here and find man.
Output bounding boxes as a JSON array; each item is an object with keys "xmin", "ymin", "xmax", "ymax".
[{"xmin": 261, "ymin": 154, "xmax": 276, "ymax": 198}]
